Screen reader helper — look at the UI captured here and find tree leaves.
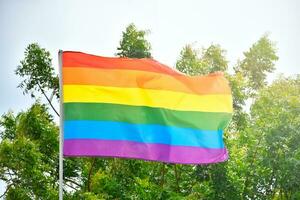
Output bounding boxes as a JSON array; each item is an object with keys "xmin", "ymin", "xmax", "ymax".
[
  {"xmin": 15, "ymin": 43, "xmax": 59, "ymax": 99},
  {"xmin": 235, "ymin": 34, "xmax": 279, "ymax": 92},
  {"xmin": 1, "ymin": 25, "xmax": 299, "ymax": 199},
  {"xmin": 116, "ymin": 23, "xmax": 152, "ymax": 58},
  {"xmin": 176, "ymin": 44, "xmax": 228, "ymax": 76}
]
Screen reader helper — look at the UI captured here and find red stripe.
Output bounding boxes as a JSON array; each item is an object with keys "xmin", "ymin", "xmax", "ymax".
[{"xmin": 62, "ymin": 51, "xmax": 183, "ymax": 76}]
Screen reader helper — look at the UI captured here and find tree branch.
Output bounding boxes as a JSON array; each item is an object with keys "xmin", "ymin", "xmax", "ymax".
[
  {"xmin": 37, "ymin": 83, "xmax": 60, "ymax": 117},
  {"xmin": 64, "ymin": 182, "xmax": 77, "ymax": 191},
  {"xmin": 64, "ymin": 178, "xmax": 82, "ymax": 188},
  {"xmin": 160, "ymin": 163, "xmax": 166, "ymax": 189},
  {"xmin": 0, "ymin": 184, "xmax": 12, "ymax": 199},
  {"xmin": 87, "ymin": 157, "xmax": 96, "ymax": 192},
  {"xmin": 174, "ymin": 164, "xmax": 180, "ymax": 193}
]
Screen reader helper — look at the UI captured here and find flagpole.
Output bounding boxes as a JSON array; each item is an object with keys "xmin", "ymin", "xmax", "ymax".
[{"xmin": 58, "ymin": 50, "xmax": 64, "ymax": 200}]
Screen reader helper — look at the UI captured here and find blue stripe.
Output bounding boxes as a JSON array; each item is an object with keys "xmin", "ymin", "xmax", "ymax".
[{"xmin": 64, "ymin": 120, "xmax": 224, "ymax": 148}]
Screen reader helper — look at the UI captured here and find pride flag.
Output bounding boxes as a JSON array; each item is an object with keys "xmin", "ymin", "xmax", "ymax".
[{"xmin": 62, "ymin": 51, "xmax": 232, "ymax": 164}]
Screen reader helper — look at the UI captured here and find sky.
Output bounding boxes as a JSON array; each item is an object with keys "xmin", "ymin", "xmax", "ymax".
[{"xmin": 0, "ymin": 0, "xmax": 299, "ymax": 196}]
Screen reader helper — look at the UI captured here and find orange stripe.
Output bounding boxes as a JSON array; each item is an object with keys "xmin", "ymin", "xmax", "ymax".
[
  {"xmin": 63, "ymin": 51, "xmax": 182, "ymax": 76},
  {"xmin": 63, "ymin": 67, "xmax": 231, "ymax": 95}
]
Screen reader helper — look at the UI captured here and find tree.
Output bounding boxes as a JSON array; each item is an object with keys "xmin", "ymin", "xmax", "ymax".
[
  {"xmin": 241, "ymin": 76, "xmax": 300, "ymax": 199},
  {"xmin": 176, "ymin": 44, "xmax": 228, "ymax": 76},
  {"xmin": 235, "ymin": 34, "xmax": 278, "ymax": 91},
  {"xmin": 116, "ymin": 23, "xmax": 152, "ymax": 58},
  {"xmin": 1, "ymin": 44, "xmax": 83, "ymax": 199},
  {"xmin": 15, "ymin": 43, "xmax": 59, "ymax": 116},
  {"xmin": 1, "ymin": 27, "xmax": 299, "ymax": 199},
  {"xmin": 0, "ymin": 103, "xmax": 59, "ymax": 199},
  {"xmin": 175, "ymin": 45, "xmax": 203, "ymax": 75},
  {"xmin": 0, "ymin": 103, "xmax": 83, "ymax": 199}
]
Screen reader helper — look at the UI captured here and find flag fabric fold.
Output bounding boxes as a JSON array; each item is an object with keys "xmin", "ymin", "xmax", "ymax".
[{"xmin": 62, "ymin": 51, "xmax": 232, "ymax": 164}]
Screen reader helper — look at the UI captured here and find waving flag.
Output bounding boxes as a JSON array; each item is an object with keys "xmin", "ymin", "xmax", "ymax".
[{"xmin": 61, "ymin": 51, "xmax": 232, "ymax": 164}]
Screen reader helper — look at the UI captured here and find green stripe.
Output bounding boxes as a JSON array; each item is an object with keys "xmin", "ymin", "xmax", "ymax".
[{"xmin": 64, "ymin": 103, "xmax": 232, "ymax": 130}]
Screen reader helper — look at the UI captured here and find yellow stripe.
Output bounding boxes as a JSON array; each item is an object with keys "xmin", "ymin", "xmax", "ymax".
[{"xmin": 63, "ymin": 85, "xmax": 233, "ymax": 113}]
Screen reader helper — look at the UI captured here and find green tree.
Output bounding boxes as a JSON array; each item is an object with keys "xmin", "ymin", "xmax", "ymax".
[
  {"xmin": 0, "ymin": 103, "xmax": 81, "ymax": 199},
  {"xmin": 235, "ymin": 34, "xmax": 278, "ymax": 91},
  {"xmin": 241, "ymin": 76, "xmax": 300, "ymax": 199},
  {"xmin": 176, "ymin": 44, "xmax": 228, "ymax": 76},
  {"xmin": 175, "ymin": 45, "xmax": 203, "ymax": 75},
  {"xmin": 15, "ymin": 43, "xmax": 59, "ymax": 116},
  {"xmin": 0, "ymin": 104, "xmax": 59, "ymax": 199},
  {"xmin": 116, "ymin": 23, "xmax": 152, "ymax": 58},
  {"xmin": 1, "ymin": 27, "xmax": 299, "ymax": 200},
  {"xmin": 1, "ymin": 44, "xmax": 83, "ymax": 199},
  {"xmin": 0, "ymin": 103, "xmax": 83, "ymax": 199}
]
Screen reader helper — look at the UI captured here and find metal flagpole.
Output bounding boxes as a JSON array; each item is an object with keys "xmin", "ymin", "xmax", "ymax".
[{"xmin": 58, "ymin": 50, "xmax": 64, "ymax": 200}]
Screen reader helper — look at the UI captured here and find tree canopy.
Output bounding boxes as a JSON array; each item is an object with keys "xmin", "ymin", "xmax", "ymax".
[
  {"xmin": 1, "ymin": 24, "xmax": 299, "ymax": 199},
  {"xmin": 116, "ymin": 23, "xmax": 152, "ymax": 58}
]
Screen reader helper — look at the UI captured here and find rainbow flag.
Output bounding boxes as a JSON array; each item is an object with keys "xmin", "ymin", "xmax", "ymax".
[{"xmin": 62, "ymin": 51, "xmax": 232, "ymax": 164}]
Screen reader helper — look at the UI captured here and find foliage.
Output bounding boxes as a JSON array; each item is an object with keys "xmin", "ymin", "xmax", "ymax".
[
  {"xmin": 15, "ymin": 43, "xmax": 59, "ymax": 99},
  {"xmin": 235, "ymin": 34, "xmax": 279, "ymax": 91},
  {"xmin": 116, "ymin": 23, "xmax": 152, "ymax": 58},
  {"xmin": 0, "ymin": 104, "xmax": 58, "ymax": 199},
  {"xmin": 0, "ymin": 104, "xmax": 82, "ymax": 199},
  {"xmin": 15, "ymin": 43, "xmax": 60, "ymax": 116},
  {"xmin": 176, "ymin": 44, "xmax": 227, "ymax": 75},
  {"xmin": 241, "ymin": 76, "xmax": 300, "ymax": 199},
  {"xmin": 1, "ymin": 24, "xmax": 299, "ymax": 199}
]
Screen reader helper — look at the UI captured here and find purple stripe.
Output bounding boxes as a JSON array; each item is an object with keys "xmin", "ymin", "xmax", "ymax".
[{"xmin": 64, "ymin": 139, "xmax": 228, "ymax": 164}]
